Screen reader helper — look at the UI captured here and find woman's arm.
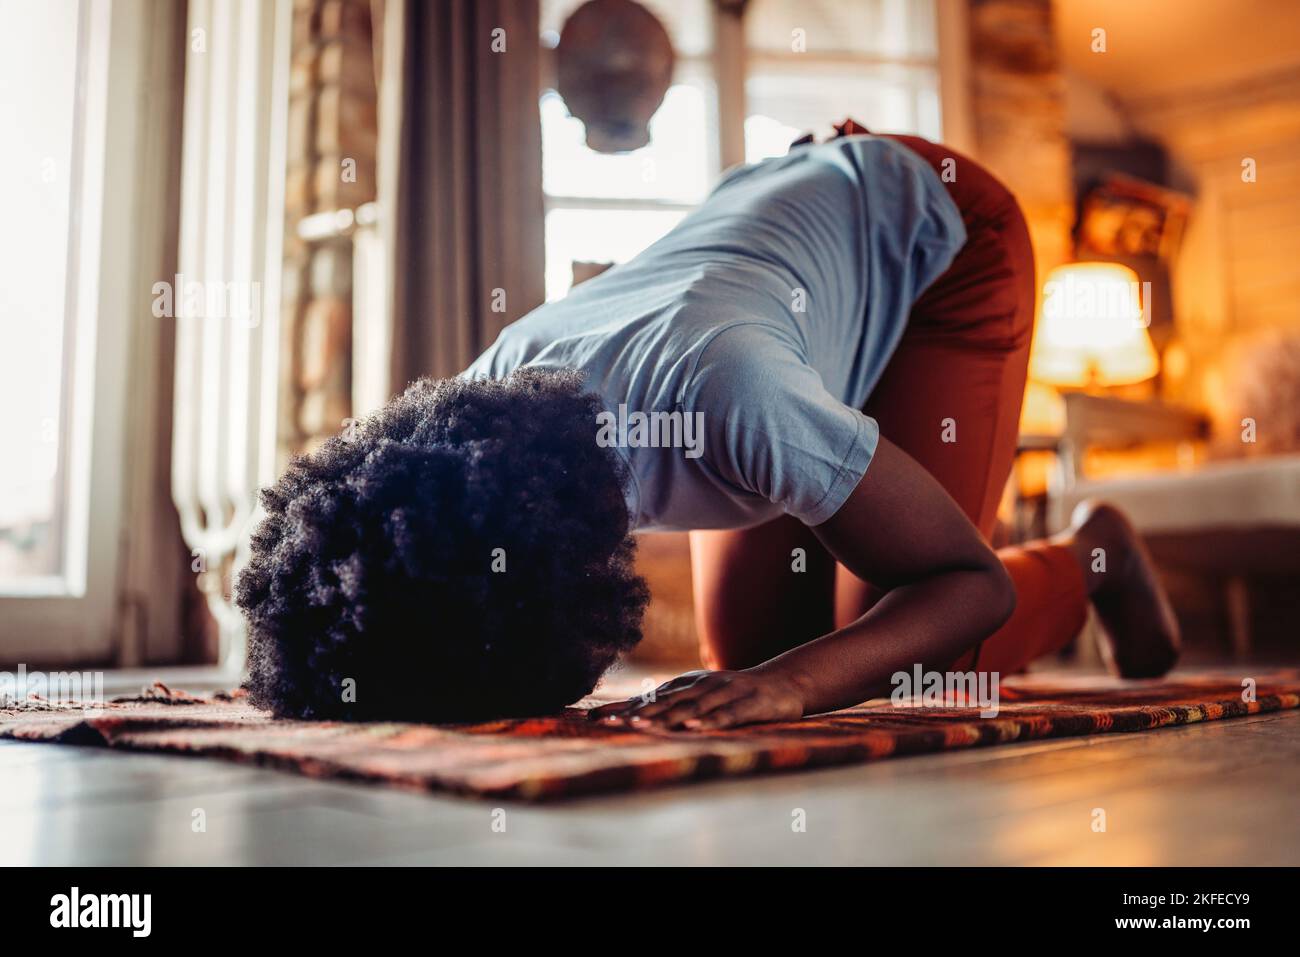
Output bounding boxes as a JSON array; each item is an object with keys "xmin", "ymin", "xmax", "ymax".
[
  {"xmin": 590, "ymin": 437, "xmax": 1015, "ymax": 728},
  {"xmin": 758, "ymin": 436, "xmax": 1015, "ymax": 714}
]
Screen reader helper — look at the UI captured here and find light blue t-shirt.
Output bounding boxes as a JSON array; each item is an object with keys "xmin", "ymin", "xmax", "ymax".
[{"xmin": 463, "ymin": 135, "xmax": 967, "ymax": 532}]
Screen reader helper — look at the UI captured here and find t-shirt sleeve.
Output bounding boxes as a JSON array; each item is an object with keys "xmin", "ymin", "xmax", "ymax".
[{"xmin": 682, "ymin": 324, "xmax": 880, "ymax": 526}]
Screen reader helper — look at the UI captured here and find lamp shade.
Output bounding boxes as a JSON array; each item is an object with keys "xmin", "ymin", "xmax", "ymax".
[{"xmin": 1029, "ymin": 262, "xmax": 1159, "ymax": 388}]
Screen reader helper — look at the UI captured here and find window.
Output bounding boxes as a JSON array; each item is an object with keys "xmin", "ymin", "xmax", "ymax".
[
  {"xmin": 0, "ymin": 0, "xmax": 91, "ymax": 594},
  {"xmin": 0, "ymin": 0, "xmax": 190, "ymax": 665},
  {"xmin": 536, "ymin": 0, "xmax": 944, "ymax": 302},
  {"xmin": 745, "ymin": 0, "xmax": 942, "ymax": 161},
  {"xmin": 539, "ymin": 0, "xmax": 719, "ymax": 301}
]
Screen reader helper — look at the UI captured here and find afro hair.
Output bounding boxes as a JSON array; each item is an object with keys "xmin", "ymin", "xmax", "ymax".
[{"xmin": 234, "ymin": 368, "xmax": 649, "ymax": 723}]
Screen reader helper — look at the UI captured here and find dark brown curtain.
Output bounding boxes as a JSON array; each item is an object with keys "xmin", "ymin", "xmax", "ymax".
[{"xmin": 390, "ymin": 0, "xmax": 546, "ymax": 385}]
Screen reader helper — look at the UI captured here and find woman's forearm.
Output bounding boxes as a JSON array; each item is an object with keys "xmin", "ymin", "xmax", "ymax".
[{"xmin": 749, "ymin": 565, "xmax": 1015, "ymax": 716}]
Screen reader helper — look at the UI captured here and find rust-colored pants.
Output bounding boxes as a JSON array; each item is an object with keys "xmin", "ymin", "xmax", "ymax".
[{"xmin": 691, "ymin": 122, "xmax": 1088, "ymax": 676}]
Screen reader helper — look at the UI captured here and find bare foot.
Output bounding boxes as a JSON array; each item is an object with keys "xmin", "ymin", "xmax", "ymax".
[{"xmin": 1059, "ymin": 501, "xmax": 1181, "ymax": 678}]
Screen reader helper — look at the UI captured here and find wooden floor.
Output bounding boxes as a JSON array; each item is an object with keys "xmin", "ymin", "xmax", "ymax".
[{"xmin": 3, "ymin": 696, "xmax": 1297, "ymax": 865}]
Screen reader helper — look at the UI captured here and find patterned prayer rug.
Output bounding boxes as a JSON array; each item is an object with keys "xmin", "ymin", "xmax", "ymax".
[{"xmin": 2, "ymin": 672, "xmax": 1296, "ymax": 801}]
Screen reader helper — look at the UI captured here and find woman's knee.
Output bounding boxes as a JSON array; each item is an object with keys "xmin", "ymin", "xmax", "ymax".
[{"xmin": 688, "ymin": 524, "xmax": 835, "ymax": 669}]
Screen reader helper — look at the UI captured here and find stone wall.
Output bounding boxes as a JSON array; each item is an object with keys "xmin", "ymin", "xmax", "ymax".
[
  {"xmin": 279, "ymin": 0, "xmax": 379, "ymax": 461},
  {"xmin": 967, "ymin": 0, "xmax": 1074, "ymax": 278}
]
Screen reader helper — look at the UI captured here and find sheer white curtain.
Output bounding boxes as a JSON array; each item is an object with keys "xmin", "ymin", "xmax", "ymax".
[{"xmin": 172, "ymin": 0, "xmax": 292, "ymax": 672}]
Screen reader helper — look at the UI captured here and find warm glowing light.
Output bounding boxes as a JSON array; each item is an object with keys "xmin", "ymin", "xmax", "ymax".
[{"xmin": 1029, "ymin": 263, "xmax": 1159, "ymax": 388}]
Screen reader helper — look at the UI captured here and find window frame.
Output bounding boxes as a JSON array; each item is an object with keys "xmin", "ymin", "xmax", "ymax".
[
  {"xmin": 0, "ymin": 0, "xmax": 189, "ymax": 666},
  {"xmin": 739, "ymin": 0, "xmax": 949, "ymax": 157},
  {"xmin": 1, "ymin": 0, "xmax": 121, "ymax": 663}
]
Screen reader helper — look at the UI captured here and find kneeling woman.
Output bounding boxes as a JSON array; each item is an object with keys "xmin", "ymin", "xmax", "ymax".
[{"xmin": 237, "ymin": 122, "xmax": 1179, "ymax": 728}]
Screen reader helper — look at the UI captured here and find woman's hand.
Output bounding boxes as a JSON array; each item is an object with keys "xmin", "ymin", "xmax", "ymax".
[{"xmin": 588, "ymin": 669, "xmax": 806, "ymax": 730}]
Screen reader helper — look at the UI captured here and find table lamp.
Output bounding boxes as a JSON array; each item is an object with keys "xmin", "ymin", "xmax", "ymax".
[{"xmin": 1029, "ymin": 262, "xmax": 1159, "ymax": 389}]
